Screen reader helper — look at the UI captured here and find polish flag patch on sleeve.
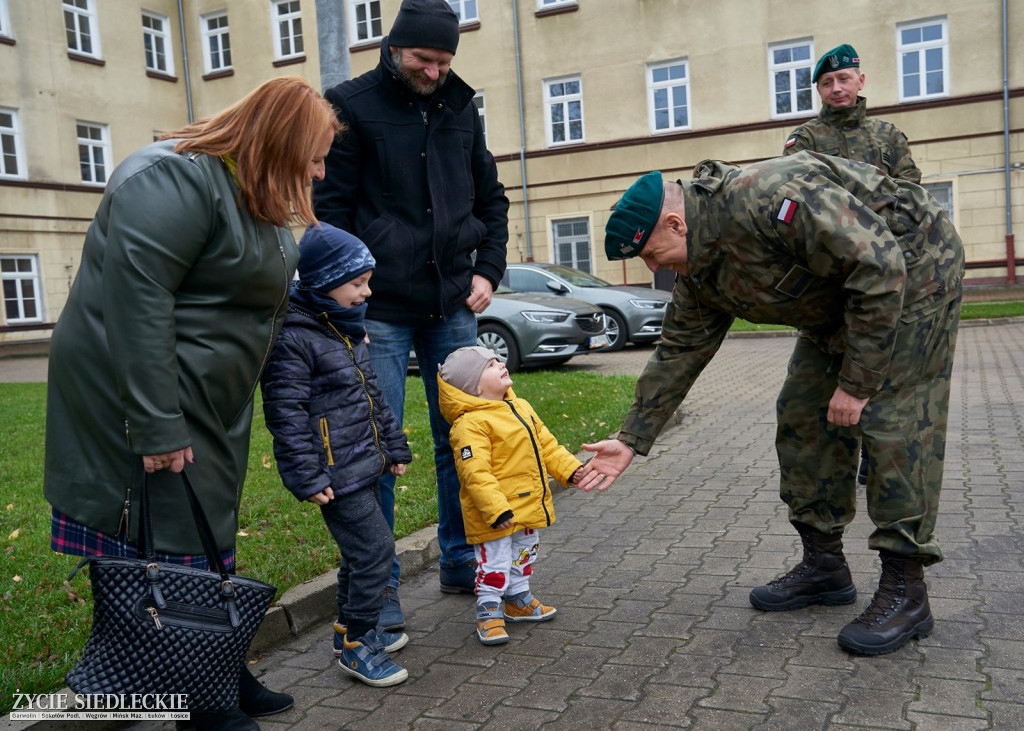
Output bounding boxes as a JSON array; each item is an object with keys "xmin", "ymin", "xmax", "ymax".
[
  {"xmin": 784, "ymin": 137, "xmax": 797, "ymax": 148},
  {"xmin": 777, "ymin": 198, "xmax": 798, "ymax": 224}
]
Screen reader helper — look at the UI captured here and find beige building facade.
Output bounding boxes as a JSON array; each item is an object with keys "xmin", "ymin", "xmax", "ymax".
[{"xmin": 1, "ymin": 0, "xmax": 1021, "ymax": 345}]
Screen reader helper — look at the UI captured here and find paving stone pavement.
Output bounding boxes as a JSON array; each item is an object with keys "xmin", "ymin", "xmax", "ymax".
[{"xmin": 5, "ymin": 320, "xmax": 1023, "ymax": 730}]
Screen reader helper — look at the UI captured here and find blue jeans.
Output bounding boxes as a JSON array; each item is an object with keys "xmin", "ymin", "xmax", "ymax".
[{"xmin": 364, "ymin": 307, "xmax": 478, "ymax": 579}]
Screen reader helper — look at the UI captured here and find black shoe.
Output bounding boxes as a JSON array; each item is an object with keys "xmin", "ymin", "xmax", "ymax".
[
  {"xmin": 749, "ymin": 525, "xmax": 857, "ymax": 611},
  {"xmin": 439, "ymin": 561, "xmax": 477, "ymax": 594},
  {"xmin": 239, "ymin": 664, "xmax": 293, "ymax": 718},
  {"xmin": 837, "ymin": 551, "xmax": 934, "ymax": 656},
  {"xmin": 177, "ymin": 708, "xmax": 258, "ymax": 731}
]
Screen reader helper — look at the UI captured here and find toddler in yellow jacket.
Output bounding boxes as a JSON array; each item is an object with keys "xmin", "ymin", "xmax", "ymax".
[{"xmin": 437, "ymin": 346, "xmax": 583, "ymax": 645}]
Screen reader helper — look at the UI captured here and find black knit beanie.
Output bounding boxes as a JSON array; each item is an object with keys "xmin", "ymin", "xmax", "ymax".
[{"xmin": 388, "ymin": 0, "xmax": 460, "ymax": 54}]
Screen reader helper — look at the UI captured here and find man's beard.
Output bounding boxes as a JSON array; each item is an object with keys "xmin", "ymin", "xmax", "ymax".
[{"xmin": 392, "ymin": 50, "xmax": 447, "ymax": 98}]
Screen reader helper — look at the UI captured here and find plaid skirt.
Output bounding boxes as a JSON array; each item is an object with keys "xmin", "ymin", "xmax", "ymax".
[{"xmin": 51, "ymin": 508, "xmax": 236, "ymax": 571}]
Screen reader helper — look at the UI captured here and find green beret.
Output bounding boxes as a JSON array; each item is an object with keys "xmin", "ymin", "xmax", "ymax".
[
  {"xmin": 813, "ymin": 44, "xmax": 860, "ymax": 83},
  {"xmin": 605, "ymin": 171, "xmax": 664, "ymax": 261}
]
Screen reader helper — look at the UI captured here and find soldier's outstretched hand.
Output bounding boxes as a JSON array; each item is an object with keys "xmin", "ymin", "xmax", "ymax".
[{"xmin": 576, "ymin": 439, "xmax": 635, "ymax": 492}]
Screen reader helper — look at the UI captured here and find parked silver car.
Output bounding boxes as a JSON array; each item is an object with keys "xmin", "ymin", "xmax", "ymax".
[
  {"xmin": 410, "ymin": 285, "xmax": 608, "ymax": 373},
  {"xmin": 503, "ymin": 263, "xmax": 671, "ymax": 351}
]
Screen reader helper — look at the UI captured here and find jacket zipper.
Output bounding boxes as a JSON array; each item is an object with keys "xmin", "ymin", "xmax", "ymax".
[
  {"xmin": 325, "ymin": 320, "xmax": 387, "ymax": 475},
  {"xmin": 119, "ymin": 419, "xmax": 132, "ymax": 536},
  {"xmin": 507, "ymin": 403, "xmax": 551, "ymax": 526},
  {"xmin": 319, "ymin": 418, "xmax": 335, "ymax": 466}
]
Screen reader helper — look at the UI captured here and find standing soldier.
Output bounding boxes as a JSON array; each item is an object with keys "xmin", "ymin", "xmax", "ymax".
[
  {"xmin": 578, "ymin": 152, "xmax": 964, "ymax": 656},
  {"xmin": 785, "ymin": 43, "xmax": 923, "ymax": 486}
]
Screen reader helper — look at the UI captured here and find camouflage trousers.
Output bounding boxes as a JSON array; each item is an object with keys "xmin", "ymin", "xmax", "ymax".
[{"xmin": 775, "ymin": 295, "xmax": 962, "ymax": 566}]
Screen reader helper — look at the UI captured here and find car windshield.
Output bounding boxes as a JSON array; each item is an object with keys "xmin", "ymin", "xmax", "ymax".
[
  {"xmin": 494, "ymin": 283, "xmax": 516, "ymax": 294},
  {"xmin": 545, "ymin": 264, "xmax": 613, "ymax": 287}
]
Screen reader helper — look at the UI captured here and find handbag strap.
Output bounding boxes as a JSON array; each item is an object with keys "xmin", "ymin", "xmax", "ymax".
[{"xmin": 138, "ymin": 469, "xmax": 230, "ymax": 581}]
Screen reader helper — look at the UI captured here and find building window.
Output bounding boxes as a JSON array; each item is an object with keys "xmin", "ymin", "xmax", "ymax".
[
  {"xmin": 0, "ymin": 107, "xmax": 25, "ymax": 179},
  {"xmin": 64, "ymin": 0, "xmax": 100, "ymax": 58},
  {"xmin": 142, "ymin": 11, "xmax": 174, "ymax": 75},
  {"xmin": 201, "ymin": 11, "xmax": 231, "ymax": 73},
  {"xmin": 349, "ymin": 0, "xmax": 381, "ymax": 44},
  {"xmin": 647, "ymin": 59, "xmax": 690, "ymax": 134},
  {"xmin": 271, "ymin": 0, "xmax": 303, "ymax": 60},
  {"xmin": 898, "ymin": 18, "xmax": 948, "ymax": 102},
  {"xmin": 552, "ymin": 217, "xmax": 591, "ymax": 273},
  {"xmin": 0, "ymin": 0, "xmax": 12, "ymax": 39},
  {"xmin": 76, "ymin": 121, "xmax": 109, "ymax": 185},
  {"xmin": 472, "ymin": 91, "xmax": 486, "ymax": 146},
  {"xmin": 769, "ymin": 40, "xmax": 814, "ymax": 118},
  {"xmin": 923, "ymin": 181, "xmax": 954, "ymax": 224},
  {"xmin": 538, "ymin": 0, "xmax": 576, "ymax": 9},
  {"xmin": 544, "ymin": 75, "xmax": 583, "ymax": 147},
  {"xmin": 447, "ymin": 0, "xmax": 477, "ymax": 23},
  {"xmin": 2, "ymin": 255, "xmax": 42, "ymax": 323}
]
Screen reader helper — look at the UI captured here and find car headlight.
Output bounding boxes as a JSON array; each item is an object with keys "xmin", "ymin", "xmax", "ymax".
[
  {"xmin": 629, "ymin": 299, "xmax": 667, "ymax": 309},
  {"xmin": 520, "ymin": 310, "xmax": 571, "ymax": 323}
]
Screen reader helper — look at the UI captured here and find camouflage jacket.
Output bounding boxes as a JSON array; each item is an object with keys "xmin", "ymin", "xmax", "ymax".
[
  {"xmin": 783, "ymin": 97, "xmax": 922, "ymax": 183},
  {"xmin": 618, "ymin": 151, "xmax": 963, "ymax": 454}
]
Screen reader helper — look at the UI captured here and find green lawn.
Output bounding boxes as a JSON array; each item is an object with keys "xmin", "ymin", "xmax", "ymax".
[{"xmin": 0, "ymin": 370, "xmax": 635, "ymax": 714}]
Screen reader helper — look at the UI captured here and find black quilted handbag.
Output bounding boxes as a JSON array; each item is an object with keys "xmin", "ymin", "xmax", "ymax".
[{"xmin": 65, "ymin": 470, "xmax": 276, "ymax": 711}]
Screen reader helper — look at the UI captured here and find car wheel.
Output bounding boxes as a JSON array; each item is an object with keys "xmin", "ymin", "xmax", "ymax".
[
  {"xmin": 477, "ymin": 323, "xmax": 522, "ymax": 372},
  {"xmin": 601, "ymin": 309, "xmax": 628, "ymax": 352}
]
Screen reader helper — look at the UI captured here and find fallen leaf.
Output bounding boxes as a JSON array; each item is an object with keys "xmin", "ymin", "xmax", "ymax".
[
  {"xmin": 7, "ymin": 529, "xmax": 19, "ymax": 540},
  {"xmin": 12, "ymin": 575, "xmax": 22, "ymax": 582},
  {"xmin": 261, "ymin": 454, "xmax": 272, "ymax": 469}
]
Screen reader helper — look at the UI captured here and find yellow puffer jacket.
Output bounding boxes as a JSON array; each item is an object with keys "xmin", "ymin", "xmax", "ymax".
[{"xmin": 437, "ymin": 375, "xmax": 582, "ymax": 545}]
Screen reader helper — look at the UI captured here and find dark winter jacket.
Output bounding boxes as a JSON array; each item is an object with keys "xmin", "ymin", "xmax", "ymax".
[
  {"xmin": 260, "ymin": 307, "xmax": 412, "ymax": 501},
  {"xmin": 313, "ymin": 39, "xmax": 509, "ymax": 324},
  {"xmin": 44, "ymin": 139, "xmax": 298, "ymax": 554}
]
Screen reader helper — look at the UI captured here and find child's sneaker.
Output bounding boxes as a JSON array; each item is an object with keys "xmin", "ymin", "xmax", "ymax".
[
  {"xmin": 476, "ymin": 602, "xmax": 509, "ymax": 645},
  {"xmin": 337, "ymin": 629, "xmax": 408, "ymax": 687},
  {"xmin": 503, "ymin": 592, "xmax": 557, "ymax": 622},
  {"xmin": 333, "ymin": 621, "xmax": 408, "ymax": 655}
]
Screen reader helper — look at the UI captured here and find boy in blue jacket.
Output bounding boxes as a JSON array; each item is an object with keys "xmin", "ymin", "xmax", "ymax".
[{"xmin": 261, "ymin": 223, "xmax": 412, "ymax": 687}]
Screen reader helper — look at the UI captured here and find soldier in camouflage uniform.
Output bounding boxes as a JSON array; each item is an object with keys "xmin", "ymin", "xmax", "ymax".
[
  {"xmin": 577, "ymin": 151, "xmax": 964, "ymax": 656},
  {"xmin": 785, "ymin": 43, "xmax": 922, "ymax": 488},
  {"xmin": 784, "ymin": 43, "xmax": 921, "ymax": 183}
]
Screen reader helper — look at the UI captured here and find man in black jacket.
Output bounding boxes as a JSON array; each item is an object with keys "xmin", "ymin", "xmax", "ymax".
[{"xmin": 314, "ymin": 0, "xmax": 509, "ymax": 630}]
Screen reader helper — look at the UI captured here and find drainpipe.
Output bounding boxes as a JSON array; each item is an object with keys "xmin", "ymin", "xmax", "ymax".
[
  {"xmin": 511, "ymin": 0, "xmax": 533, "ymax": 261},
  {"xmin": 177, "ymin": 0, "xmax": 194, "ymax": 123},
  {"xmin": 1001, "ymin": 0, "xmax": 1015, "ymax": 284}
]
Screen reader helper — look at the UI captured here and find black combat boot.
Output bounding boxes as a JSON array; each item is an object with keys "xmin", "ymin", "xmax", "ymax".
[
  {"xmin": 837, "ymin": 550, "xmax": 934, "ymax": 655},
  {"xmin": 238, "ymin": 665, "xmax": 294, "ymax": 718},
  {"xmin": 749, "ymin": 525, "xmax": 857, "ymax": 611}
]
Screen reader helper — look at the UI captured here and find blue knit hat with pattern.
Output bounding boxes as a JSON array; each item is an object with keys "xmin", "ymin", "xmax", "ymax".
[{"xmin": 297, "ymin": 223, "xmax": 375, "ymax": 293}]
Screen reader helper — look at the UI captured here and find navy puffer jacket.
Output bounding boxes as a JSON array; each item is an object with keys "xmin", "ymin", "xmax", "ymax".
[{"xmin": 260, "ymin": 308, "xmax": 412, "ymax": 501}]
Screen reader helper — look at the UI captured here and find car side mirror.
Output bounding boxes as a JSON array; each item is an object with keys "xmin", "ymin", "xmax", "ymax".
[{"xmin": 546, "ymin": 281, "xmax": 569, "ymax": 295}]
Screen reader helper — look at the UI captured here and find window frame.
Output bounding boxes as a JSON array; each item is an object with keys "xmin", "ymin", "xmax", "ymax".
[
  {"xmin": 142, "ymin": 10, "xmax": 174, "ymax": 75},
  {"xmin": 647, "ymin": 58, "xmax": 691, "ymax": 135},
  {"xmin": 0, "ymin": 0, "xmax": 12, "ymax": 40},
  {"xmin": 348, "ymin": 0, "xmax": 382, "ymax": 45},
  {"xmin": 63, "ymin": 0, "xmax": 101, "ymax": 58},
  {"xmin": 537, "ymin": 0, "xmax": 576, "ymax": 9},
  {"xmin": 0, "ymin": 107, "xmax": 26, "ymax": 180},
  {"xmin": 543, "ymin": 74, "xmax": 584, "ymax": 148},
  {"xmin": 1, "ymin": 254, "xmax": 44, "ymax": 324},
  {"xmin": 768, "ymin": 39, "xmax": 815, "ymax": 120},
  {"xmin": 897, "ymin": 17, "xmax": 949, "ymax": 103},
  {"xmin": 270, "ymin": 0, "xmax": 304, "ymax": 61},
  {"xmin": 76, "ymin": 120, "xmax": 110, "ymax": 186},
  {"xmin": 447, "ymin": 0, "xmax": 478, "ymax": 23},
  {"xmin": 922, "ymin": 180, "xmax": 956, "ymax": 225},
  {"xmin": 550, "ymin": 216, "xmax": 592, "ymax": 273},
  {"xmin": 472, "ymin": 90, "xmax": 486, "ymax": 147},
  {"xmin": 200, "ymin": 10, "xmax": 232, "ymax": 74}
]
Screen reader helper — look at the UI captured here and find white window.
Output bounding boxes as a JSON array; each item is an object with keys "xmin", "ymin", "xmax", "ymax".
[
  {"xmin": 898, "ymin": 18, "xmax": 948, "ymax": 102},
  {"xmin": 544, "ymin": 75, "xmax": 583, "ymax": 147},
  {"xmin": 472, "ymin": 91, "xmax": 486, "ymax": 146},
  {"xmin": 538, "ymin": 0, "xmax": 576, "ymax": 9},
  {"xmin": 142, "ymin": 11, "xmax": 174, "ymax": 75},
  {"xmin": 0, "ymin": 107, "xmax": 25, "ymax": 179},
  {"xmin": 76, "ymin": 121, "xmax": 109, "ymax": 185},
  {"xmin": 447, "ymin": 0, "xmax": 477, "ymax": 23},
  {"xmin": 271, "ymin": 0, "xmax": 303, "ymax": 60},
  {"xmin": 63, "ymin": 0, "xmax": 100, "ymax": 58},
  {"xmin": 647, "ymin": 59, "xmax": 690, "ymax": 134},
  {"xmin": 552, "ymin": 218, "xmax": 591, "ymax": 273},
  {"xmin": 201, "ymin": 11, "xmax": 231, "ymax": 73},
  {"xmin": 923, "ymin": 181, "xmax": 954, "ymax": 224},
  {"xmin": 769, "ymin": 40, "xmax": 814, "ymax": 118},
  {"xmin": 0, "ymin": 0, "xmax": 12, "ymax": 39},
  {"xmin": 2, "ymin": 255, "xmax": 43, "ymax": 324},
  {"xmin": 349, "ymin": 0, "xmax": 381, "ymax": 44}
]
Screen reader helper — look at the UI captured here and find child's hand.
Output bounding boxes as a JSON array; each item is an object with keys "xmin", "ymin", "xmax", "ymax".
[
  {"xmin": 306, "ymin": 486, "xmax": 334, "ymax": 505},
  {"xmin": 495, "ymin": 519, "xmax": 513, "ymax": 530},
  {"xmin": 390, "ymin": 463, "xmax": 407, "ymax": 476}
]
